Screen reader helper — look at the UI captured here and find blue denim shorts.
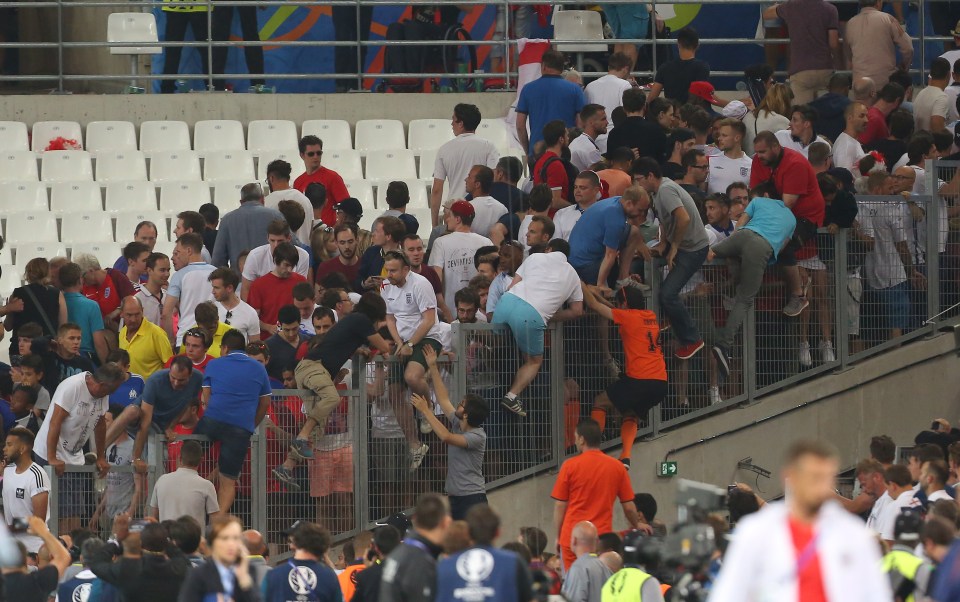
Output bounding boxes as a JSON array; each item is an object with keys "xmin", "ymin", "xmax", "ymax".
[
  {"xmin": 194, "ymin": 416, "xmax": 252, "ymax": 480},
  {"xmin": 869, "ymin": 281, "xmax": 910, "ymax": 332}
]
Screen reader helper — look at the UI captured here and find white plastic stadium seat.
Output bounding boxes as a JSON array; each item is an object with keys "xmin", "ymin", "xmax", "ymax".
[
  {"xmin": 0, "ymin": 122, "xmax": 29, "ymax": 151},
  {"xmin": 553, "ymin": 10, "xmax": 605, "ymax": 53},
  {"xmin": 365, "ymin": 149, "xmax": 417, "ymax": 181},
  {"xmin": 71, "ymin": 242, "xmax": 121, "ymax": 268},
  {"xmin": 107, "ymin": 12, "xmax": 161, "ymax": 55},
  {"xmin": 2, "ymin": 182, "xmax": 48, "ymax": 213},
  {"xmin": 13, "ymin": 243, "xmax": 66, "ymax": 274},
  {"xmin": 256, "ymin": 150, "xmax": 305, "ymax": 181},
  {"xmin": 477, "ymin": 119, "xmax": 512, "ymax": 148},
  {"xmin": 213, "ymin": 180, "xmax": 248, "ymax": 207},
  {"xmin": 139, "ymin": 121, "xmax": 191, "ymax": 154},
  {"xmin": 407, "ymin": 119, "xmax": 454, "ymax": 153},
  {"xmin": 31, "ymin": 121, "xmax": 84, "ymax": 152},
  {"xmin": 247, "ymin": 120, "xmax": 299, "ymax": 155},
  {"xmin": 203, "ymin": 151, "xmax": 255, "ymax": 182},
  {"xmin": 343, "ymin": 179, "xmax": 374, "ymax": 210},
  {"xmin": 301, "ymin": 120, "xmax": 352, "ymax": 150},
  {"xmin": 60, "ymin": 211, "xmax": 115, "ymax": 243},
  {"xmin": 0, "ymin": 246, "xmax": 11, "ymax": 266},
  {"xmin": 159, "ymin": 181, "xmax": 211, "ymax": 215},
  {"xmin": 193, "ymin": 120, "xmax": 246, "ymax": 156},
  {"xmin": 86, "ymin": 121, "xmax": 138, "ymax": 155},
  {"xmin": 5, "ymin": 213, "xmax": 58, "ymax": 245},
  {"xmin": 418, "ymin": 149, "xmax": 437, "ymax": 181},
  {"xmin": 41, "ymin": 151, "xmax": 94, "ymax": 182},
  {"xmin": 375, "ymin": 179, "xmax": 429, "ymax": 209},
  {"xmin": 0, "ymin": 267, "xmax": 20, "ymax": 291},
  {"xmin": 105, "ymin": 181, "xmax": 158, "ymax": 213},
  {"xmin": 0, "ymin": 151, "xmax": 39, "ymax": 182},
  {"xmin": 354, "ymin": 120, "xmax": 405, "ymax": 154},
  {"xmin": 323, "ymin": 149, "xmax": 363, "ymax": 180},
  {"xmin": 498, "ymin": 145, "xmax": 529, "ymax": 177},
  {"xmin": 406, "ymin": 207, "xmax": 432, "ymax": 236},
  {"xmin": 149, "ymin": 151, "xmax": 201, "ymax": 182},
  {"xmin": 153, "ymin": 240, "xmax": 175, "ymax": 263},
  {"xmin": 96, "ymin": 150, "xmax": 148, "ymax": 183},
  {"xmin": 357, "ymin": 210, "xmax": 377, "ymax": 233},
  {"xmin": 116, "ymin": 211, "xmax": 169, "ymax": 243},
  {"xmin": 50, "ymin": 182, "xmax": 104, "ymax": 215}
]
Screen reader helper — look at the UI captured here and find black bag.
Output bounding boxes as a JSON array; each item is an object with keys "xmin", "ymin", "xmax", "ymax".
[{"xmin": 537, "ymin": 154, "xmax": 579, "ymax": 201}]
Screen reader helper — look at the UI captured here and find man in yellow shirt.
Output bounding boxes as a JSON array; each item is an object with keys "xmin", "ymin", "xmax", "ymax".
[
  {"xmin": 188, "ymin": 301, "xmax": 232, "ymax": 358},
  {"xmin": 119, "ymin": 296, "xmax": 174, "ymax": 379}
]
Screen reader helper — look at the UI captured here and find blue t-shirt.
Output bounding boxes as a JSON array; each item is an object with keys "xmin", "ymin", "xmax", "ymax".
[
  {"xmin": 516, "ymin": 74, "xmax": 586, "ymax": 154},
  {"xmin": 109, "ymin": 373, "xmax": 145, "ymax": 408},
  {"xmin": 262, "ymin": 559, "xmax": 341, "ymax": 602},
  {"xmin": 63, "ymin": 292, "xmax": 105, "ymax": 355},
  {"xmin": 437, "ymin": 546, "xmax": 531, "ymax": 602},
  {"xmin": 0, "ymin": 400, "xmax": 16, "ymax": 439},
  {"xmin": 58, "ymin": 570, "xmax": 118, "ymax": 602},
  {"xmin": 138, "ymin": 369, "xmax": 204, "ymax": 429},
  {"xmin": 743, "ymin": 197, "xmax": 797, "ymax": 259},
  {"xmin": 202, "ymin": 353, "xmax": 272, "ymax": 433},
  {"xmin": 568, "ymin": 197, "xmax": 629, "ymax": 268}
]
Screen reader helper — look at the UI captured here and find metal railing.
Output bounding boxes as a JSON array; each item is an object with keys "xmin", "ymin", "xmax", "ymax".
[
  {"xmin": 32, "ymin": 159, "xmax": 960, "ymax": 559},
  {"xmin": 0, "ymin": 0, "xmax": 948, "ymax": 92}
]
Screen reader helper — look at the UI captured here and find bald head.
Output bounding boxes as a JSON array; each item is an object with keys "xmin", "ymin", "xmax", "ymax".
[
  {"xmin": 243, "ymin": 530, "xmax": 267, "ymax": 556},
  {"xmin": 120, "ymin": 295, "xmax": 144, "ymax": 331},
  {"xmin": 600, "ymin": 551, "xmax": 623, "ymax": 573},
  {"xmin": 893, "ymin": 166, "xmax": 916, "ymax": 193},
  {"xmin": 571, "ymin": 521, "xmax": 599, "ymax": 556},
  {"xmin": 853, "ymin": 77, "xmax": 876, "ymax": 105}
]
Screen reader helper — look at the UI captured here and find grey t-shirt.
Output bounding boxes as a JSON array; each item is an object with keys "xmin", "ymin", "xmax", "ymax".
[
  {"xmin": 561, "ymin": 555, "xmax": 612, "ymax": 602},
  {"xmin": 445, "ymin": 410, "xmax": 486, "ymax": 496},
  {"xmin": 654, "ymin": 178, "xmax": 709, "ymax": 252},
  {"xmin": 150, "ymin": 467, "xmax": 219, "ymax": 523}
]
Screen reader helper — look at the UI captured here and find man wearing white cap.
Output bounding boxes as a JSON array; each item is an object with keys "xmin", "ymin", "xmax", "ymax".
[{"xmin": 708, "ymin": 117, "xmax": 753, "ymax": 196}]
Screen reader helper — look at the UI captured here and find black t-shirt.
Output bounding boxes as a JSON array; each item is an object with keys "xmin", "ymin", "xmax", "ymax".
[
  {"xmin": 265, "ymin": 333, "xmax": 310, "ymax": 379},
  {"xmin": 662, "ymin": 161, "xmax": 685, "ymax": 181},
  {"xmin": 654, "ymin": 58, "xmax": 710, "ymax": 103},
  {"xmin": 607, "ymin": 117, "xmax": 668, "ymax": 164},
  {"xmin": 306, "ymin": 313, "xmax": 376, "ymax": 374},
  {"xmin": 5, "ymin": 565, "xmax": 59, "ymax": 602},
  {"xmin": 489, "ymin": 182, "xmax": 528, "ymax": 214},
  {"xmin": 31, "ymin": 337, "xmax": 96, "ymax": 395}
]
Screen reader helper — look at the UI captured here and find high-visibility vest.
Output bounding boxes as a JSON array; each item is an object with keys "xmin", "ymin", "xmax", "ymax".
[
  {"xmin": 883, "ymin": 548, "xmax": 925, "ymax": 602},
  {"xmin": 601, "ymin": 567, "xmax": 653, "ymax": 602}
]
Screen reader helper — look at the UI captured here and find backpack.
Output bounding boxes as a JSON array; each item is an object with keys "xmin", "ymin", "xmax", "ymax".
[{"xmin": 536, "ymin": 154, "xmax": 579, "ymax": 201}]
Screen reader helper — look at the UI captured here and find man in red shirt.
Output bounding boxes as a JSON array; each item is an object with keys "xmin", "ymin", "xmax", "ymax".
[
  {"xmin": 75, "ymin": 253, "xmax": 137, "ymax": 331},
  {"xmin": 293, "ymin": 135, "xmax": 350, "ymax": 227},
  {"xmin": 750, "ymin": 131, "xmax": 826, "ymax": 317},
  {"xmin": 859, "ymin": 82, "xmax": 903, "ymax": 145},
  {"xmin": 248, "ymin": 242, "xmax": 307, "ymax": 340},
  {"xmin": 314, "ymin": 223, "xmax": 361, "ymax": 287},
  {"xmin": 165, "ymin": 327, "xmax": 216, "ymax": 372},
  {"xmin": 552, "ymin": 418, "xmax": 645, "ymax": 572},
  {"xmin": 533, "ymin": 120, "xmax": 573, "ymax": 208}
]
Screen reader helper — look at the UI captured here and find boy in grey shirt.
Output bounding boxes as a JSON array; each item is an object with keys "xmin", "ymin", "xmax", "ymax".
[{"xmin": 411, "ymin": 345, "xmax": 489, "ymax": 521}]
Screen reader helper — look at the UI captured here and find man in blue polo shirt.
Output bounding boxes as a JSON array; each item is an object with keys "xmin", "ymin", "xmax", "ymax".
[
  {"xmin": 516, "ymin": 49, "xmax": 586, "ymax": 157},
  {"xmin": 197, "ymin": 328, "xmax": 271, "ymax": 515},
  {"xmin": 568, "ymin": 185, "xmax": 651, "ymax": 293}
]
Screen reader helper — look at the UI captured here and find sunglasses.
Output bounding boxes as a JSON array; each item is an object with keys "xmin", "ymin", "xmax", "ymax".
[
  {"xmin": 305, "ymin": 151, "xmax": 322, "ymax": 157},
  {"xmin": 224, "ymin": 311, "xmax": 233, "ymax": 325}
]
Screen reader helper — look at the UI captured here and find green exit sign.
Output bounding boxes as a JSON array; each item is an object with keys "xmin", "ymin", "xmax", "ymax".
[{"xmin": 657, "ymin": 461, "xmax": 678, "ymax": 477}]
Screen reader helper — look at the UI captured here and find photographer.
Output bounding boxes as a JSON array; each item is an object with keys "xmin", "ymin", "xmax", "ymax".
[
  {"xmin": 2, "ymin": 516, "xmax": 70, "ymax": 602},
  {"xmin": 90, "ymin": 514, "xmax": 190, "ymax": 601},
  {"xmin": 352, "ymin": 525, "xmax": 402, "ymax": 602}
]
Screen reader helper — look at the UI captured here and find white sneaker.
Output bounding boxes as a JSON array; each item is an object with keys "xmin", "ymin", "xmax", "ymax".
[
  {"xmin": 820, "ymin": 340, "xmax": 836, "ymax": 363},
  {"xmin": 419, "ymin": 418, "xmax": 433, "ymax": 434},
  {"xmin": 409, "ymin": 444, "xmax": 429, "ymax": 470},
  {"xmin": 709, "ymin": 387, "xmax": 722, "ymax": 405},
  {"xmin": 799, "ymin": 341, "xmax": 812, "ymax": 367}
]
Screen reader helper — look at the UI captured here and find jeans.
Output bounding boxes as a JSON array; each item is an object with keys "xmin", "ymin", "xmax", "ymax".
[
  {"xmin": 659, "ymin": 246, "xmax": 709, "ymax": 345},
  {"xmin": 449, "ymin": 492, "xmax": 488, "ymax": 520},
  {"xmin": 712, "ymin": 230, "xmax": 774, "ymax": 350}
]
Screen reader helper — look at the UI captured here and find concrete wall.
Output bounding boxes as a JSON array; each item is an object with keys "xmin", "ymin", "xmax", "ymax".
[
  {"xmin": 0, "ymin": 92, "xmax": 517, "ymax": 130},
  {"xmin": 489, "ymin": 329, "xmax": 960, "ymax": 546}
]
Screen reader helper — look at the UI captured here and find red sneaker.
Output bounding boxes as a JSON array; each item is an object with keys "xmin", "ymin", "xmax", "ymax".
[{"xmin": 675, "ymin": 340, "xmax": 704, "ymax": 360}]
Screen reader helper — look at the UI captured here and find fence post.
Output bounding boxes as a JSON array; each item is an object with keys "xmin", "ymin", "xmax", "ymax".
[
  {"xmin": 550, "ymin": 323, "xmax": 566, "ymax": 466},
  {"xmin": 46, "ymin": 466, "xmax": 59, "ymax": 536},
  {"xmin": 249, "ymin": 427, "xmax": 267, "ymax": 536},
  {"xmin": 743, "ymin": 304, "xmax": 758, "ymax": 404},
  {"xmin": 353, "ymin": 355, "xmax": 370, "ymax": 530},
  {"xmin": 56, "ymin": 0, "xmax": 64, "ymax": 93},
  {"xmin": 206, "ymin": 0, "xmax": 214, "ymax": 91},
  {"xmin": 925, "ymin": 159, "xmax": 940, "ymax": 329},
  {"xmin": 833, "ymin": 227, "xmax": 851, "ymax": 370}
]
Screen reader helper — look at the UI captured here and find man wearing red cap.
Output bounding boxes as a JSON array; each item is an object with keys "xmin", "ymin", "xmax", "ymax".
[
  {"xmin": 647, "ymin": 27, "xmax": 710, "ymax": 104},
  {"xmin": 428, "ymin": 201, "xmax": 494, "ymax": 314}
]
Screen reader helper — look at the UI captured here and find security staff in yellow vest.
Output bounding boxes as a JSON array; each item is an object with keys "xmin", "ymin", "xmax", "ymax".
[
  {"xmin": 883, "ymin": 512, "xmax": 934, "ymax": 602},
  {"xmin": 160, "ymin": 0, "xmax": 213, "ymax": 93},
  {"xmin": 601, "ymin": 530, "xmax": 666, "ymax": 602}
]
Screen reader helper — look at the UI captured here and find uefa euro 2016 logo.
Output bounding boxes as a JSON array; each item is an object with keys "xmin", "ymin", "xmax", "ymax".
[{"xmin": 453, "ymin": 548, "xmax": 496, "ymax": 602}]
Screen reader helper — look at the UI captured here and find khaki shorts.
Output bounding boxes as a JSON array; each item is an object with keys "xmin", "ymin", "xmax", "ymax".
[{"xmin": 294, "ymin": 359, "xmax": 342, "ymax": 430}]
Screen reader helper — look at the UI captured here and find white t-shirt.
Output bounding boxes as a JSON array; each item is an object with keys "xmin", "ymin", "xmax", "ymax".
[
  {"xmin": 707, "ymin": 151, "xmax": 752, "ymax": 195},
  {"xmin": 470, "ymin": 196, "xmax": 508, "ymax": 239},
  {"xmin": 585, "ymin": 74, "xmax": 632, "ymax": 131},
  {"xmin": 553, "ymin": 204, "xmax": 587, "ymax": 241},
  {"xmin": 832, "ymin": 132, "xmax": 866, "ymax": 174},
  {"xmin": 877, "ymin": 489, "xmax": 916, "ymax": 541},
  {"xmin": 264, "ymin": 188, "xmax": 314, "ymax": 244},
  {"xmin": 34, "ymin": 372, "xmax": 108, "ymax": 465},
  {"xmin": 866, "ymin": 491, "xmax": 891, "ymax": 534},
  {"xmin": 241, "ymin": 243, "xmax": 311, "ymax": 281},
  {"xmin": 942, "ymin": 49, "xmax": 960, "ymax": 83},
  {"xmin": 908, "ymin": 165, "xmax": 949, "ymax": 261},
  {"xmin": 168, "ymin": 262, "xmax": 217, "ymax": 345},
  {"xmin": 216, "ymin": 299, "xmax": 260, "ymax": 342},
  {"xmin": 914, "ymin": 85, "xmax": 949, "ymax": 132},
  {"xmin": 508, "ymin": 252, "xmax": 583, "ymax": 324},
  {"xmin": 517, "ymin": 215, "xmax": 534, "ymax": 252},
  {"xmin": 569, "ymin": 132, "xmax": 606, "ymax": 172},
  {"xmin": 945, "ymin": 83, "xmax": 960, "ymax": 122},
  {"xmin": 434, "ymin": 133, "xmax": 499, "ymax": 201},
  {"xmin": 774, "ymin": 130, "xmax": 831, "ymax": 159},
  {"xmin": 858, "ymin": 198, "xmax": 909, "ymax": 289},
  {"xmin": 2, "ymin": 463, "xmax": 50, "ymax": 553},
  {"xmin": 428, "ymin": 230, "xmax": 493, "ymax": 309},
  {"xmin": 383, "ymin": 271, "xmax": 444, "ymax": 342},
  {"xmin": 104, "ymin": 436, "xmax": 135, "ymax": 518},
  {"xmin": 299, "ymin": 303, "xmax": 319, "ymax": 335}
]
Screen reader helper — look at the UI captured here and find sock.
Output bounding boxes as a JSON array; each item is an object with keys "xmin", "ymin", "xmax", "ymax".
[
  {"xmin": 505, "ymin": 392, "xmax": 517, "ymax": 401},
  {"xmin": 620, "ymin": 418, "xmax": 639, "ymax": 460},
  {"xmin": 590, "ymin": 408, "xmax": 607, "ymax": 431}
]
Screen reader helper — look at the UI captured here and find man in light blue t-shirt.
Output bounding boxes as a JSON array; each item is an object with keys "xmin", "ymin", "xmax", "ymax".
[
  {"xmin": 711, "ymin": 194, "xmax": 797, "ymax": 377},
  {"xmin": 60, "ymin": 262, "xmax": 106, "ymax": 362}
]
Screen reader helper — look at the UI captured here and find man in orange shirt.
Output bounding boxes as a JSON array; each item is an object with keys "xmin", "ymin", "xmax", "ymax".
[
  {"xmin": 552, "ymin": 418, "xmax": 646, "ymax": 573},
  {"xmin": 583, "ymin": 283, "xmax": 668, "ymax": 469},
  {"xmin": 338, "ymin": 530, "xmax": 373, "ymax": 600}
]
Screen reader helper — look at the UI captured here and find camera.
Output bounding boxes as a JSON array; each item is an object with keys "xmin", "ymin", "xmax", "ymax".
[
  {"xmin": 11, "ymin": 517, "xmax": 29, "ymax": 532},
  {"xmin": 129, "ymin": 519, "xmax": 149, "ymax": 533}
]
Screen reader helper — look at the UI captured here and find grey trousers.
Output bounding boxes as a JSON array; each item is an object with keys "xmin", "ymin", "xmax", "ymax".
[{"xmin": 712, "ymin": 229, "xmax": 774, "ymax": 349}]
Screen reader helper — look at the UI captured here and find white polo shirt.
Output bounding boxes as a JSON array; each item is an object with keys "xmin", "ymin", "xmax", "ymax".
[
  {"xmin": 553, "ymin": 203, "xmax": 587, "ymax": 241},
  {"xmin": 569, "ymin": 132, "xmax": 607, "ymax": 172},
  {"xmin": 383, "ymin": 271, "xmax": 444, "ymax": 342},
  {"xmin": 707, "ymin": 151, "xmax": 753, "ymax": 195},
  {"xmin": 434, "ymin": 133, "xmax": 499, "ymax": 201},
  {"xmin": 241, "ymin": 243, "xmax": 311, "ymax": 281},
  {"xmin": 168, "ymin": 262, "xmax": 217, "ymax": 345}
]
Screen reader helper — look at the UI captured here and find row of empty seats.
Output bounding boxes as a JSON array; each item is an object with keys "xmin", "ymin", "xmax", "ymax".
[
  {"xmin": 2, "ymin": 212, "xmax": 181, "ymax": 246},
  {"xmin": 0, "ymin": 118, "xmax": 515, "ymax": 156},
  {"xmin": 0, "ymin": 239, "xmax": 177, "ymax": 276}
]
